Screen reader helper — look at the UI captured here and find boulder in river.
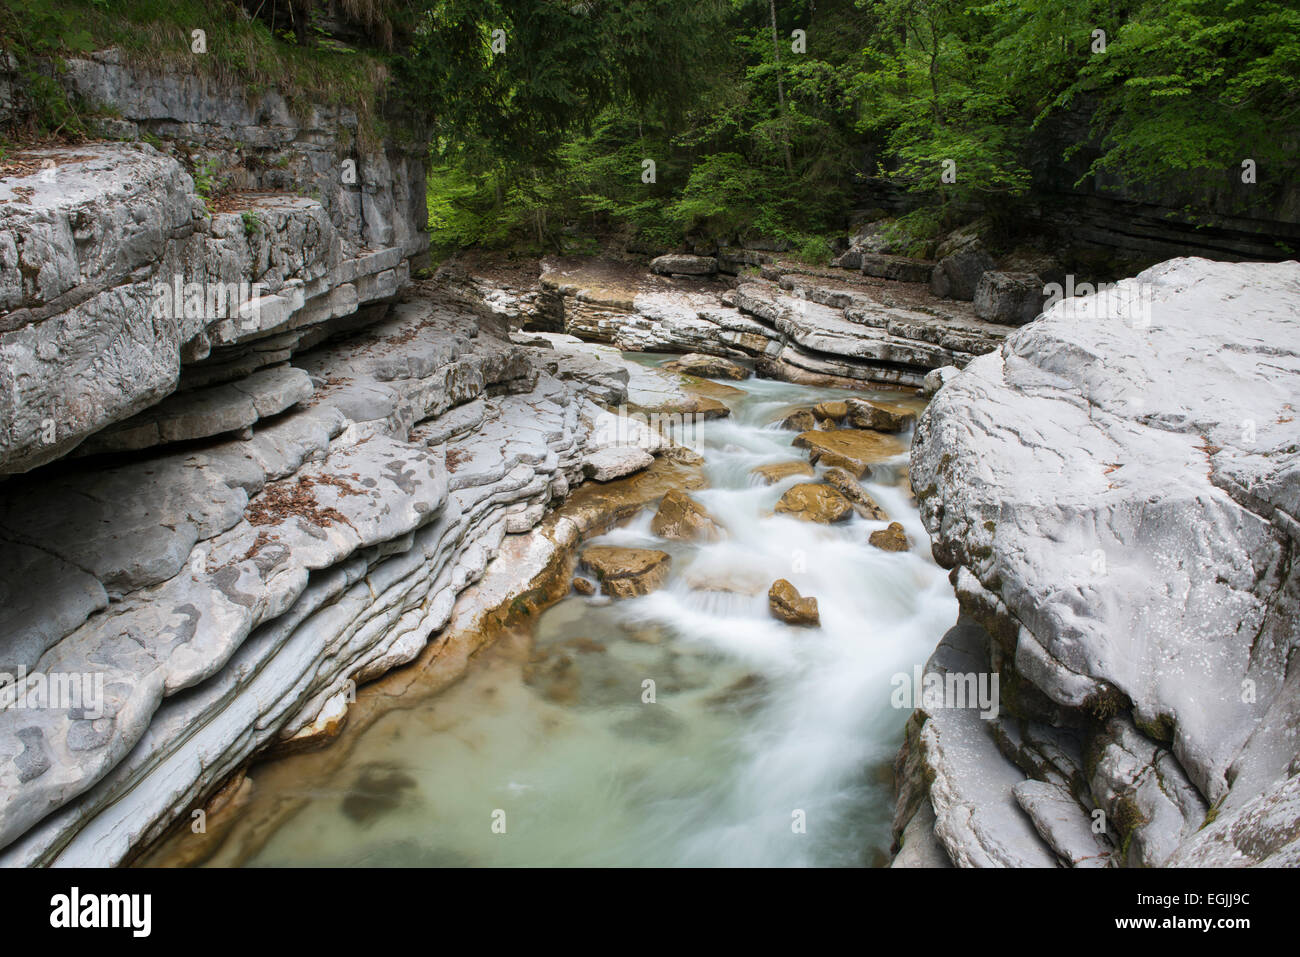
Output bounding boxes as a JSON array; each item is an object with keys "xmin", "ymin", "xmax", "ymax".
[
  {"xmin": 751, "ymin": 460, "xmax": 815, "ymax": 485},
  {"xmin": 768, "ymin": 579, "xmax": 820, "ymax": 627},
  {"xmin": 823, "ymin": 467, "xmax": 888, "ymax": 520},
  {"xmin": 846, "ymin": 398, "xmax": 916, "ymax": 433},
  {"xmin": 650, "ymin": 489, "xmax": 724, "ymax": 542},
  {"xmin": 792, "ymin": 429, "xmax": 905, "ymax": 478},
  {"xmin": 580, "ymin": 546, "xmax": 672, "ymax": 599},
  {"xmin": 664, "ymin": 353, "xmax": 748, "ymax": 380},
  {"xmin": 774, "ymin": 483, "xmax": 854, "ymax": 523},
  {"xmin": 779, "ymin": 408, "xmax": 818, "ymax": 431},
  {"xmin": 868, "ymin": 522, "xmax": 910, "ymax": 551}
]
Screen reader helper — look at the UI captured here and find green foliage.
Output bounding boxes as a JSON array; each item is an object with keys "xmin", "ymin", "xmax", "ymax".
[{"xmin": 241, "ymin": 209, "xmax": 262, "ymax": 238}]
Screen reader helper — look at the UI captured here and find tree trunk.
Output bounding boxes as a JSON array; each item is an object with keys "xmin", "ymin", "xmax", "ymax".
[{"xmin": 768, "ymin": 0, "xmax": 793, "ymax": 175}]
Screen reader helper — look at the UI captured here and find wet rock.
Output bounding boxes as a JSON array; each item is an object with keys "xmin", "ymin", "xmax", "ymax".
[
  {"xmin": 823, "ymin": 467, "xmax": 887, "ymax": 520},
  {"xmin": 650, "ymin": 254, "xmax": 717, "ymax": 276},
  {"xmin": 768, "ymin": 579, "xmax": 820, "ymax": 626},
  {"xmin": 774, "ymin": 483, "xmax": 853, "ymax": 523},
  {"xmin": 664, "ymin": 353, "xmax": 748, "ymax": 380},
  {"xmin": 779, "ymin": 408, "xmax": 817, "ymax": 431},
  {"xmin": 751, "ymin": 460, "xmax": 815, "ymax": 485},
  {"xmin": 792, "ymin": 429, "xmax": 906, "ymax": 478},
  {"xmin": 650, "ymin": 489, "xmax": 724, "ymax": 542},
  {"xmin": 572, "ymin": 577, "xmax": 596, "ymax": 596},
  {"xmin": 813, "ymin": 400, "xmax": 848, "ymax": 420},
  {"xmin": 580, "ymin": 546, "xmax": 672, "ymax": 599},
  {"xmin": 869, "ymin": 522, "xmax": 910, "ymax": 551},
  {"xmin": 658, "ymin": 445, "xmax": 705, "ymax": 466},
  {"xmin": 846, "ymin": 398, "xmax": 916, "ymax": 433},
  {"xmin": 583, "ymin": 446, "xmax": 654, "ymax": 482}
]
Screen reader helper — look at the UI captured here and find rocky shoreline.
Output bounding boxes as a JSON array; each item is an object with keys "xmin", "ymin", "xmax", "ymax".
[{"xmin": 895, "ymin": 258, "xmax": 1300, "ymax": 867}]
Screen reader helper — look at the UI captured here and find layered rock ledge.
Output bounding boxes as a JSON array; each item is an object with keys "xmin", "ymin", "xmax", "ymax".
[
  {"xmin": 445, "ymin": 256, "xmax": 1019, "ymax": 389},
  {"xmin": 896, "ymin": 257, "xmax": 1300, "ymax": 867}
]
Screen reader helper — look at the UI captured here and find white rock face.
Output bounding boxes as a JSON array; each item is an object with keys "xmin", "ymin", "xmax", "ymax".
[
  {"xmin": 899, "ymin": 257, "xmax": 1300, "ymax": 867},
  {"xmin": 583, "ymin": 447, "xmax": 654, "ymax": 482}
]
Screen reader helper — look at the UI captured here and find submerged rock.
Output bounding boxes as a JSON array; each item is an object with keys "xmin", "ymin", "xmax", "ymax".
[
  {"xmin": 768, "ymin": 579, "xmax": 820, "ymax": 627},
  {"xmin": 580, "ymin": 546, "xmax": 672, "ymax": 599},
  {"xmin": 650, "ymin": 489, "xmax": 724, "ymax": 542},
  {"xmin": 774, "ymin": 483, "xmax": 853, "ymax": 523}
]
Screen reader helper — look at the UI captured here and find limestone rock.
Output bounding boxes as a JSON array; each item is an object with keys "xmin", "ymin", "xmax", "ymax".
[
  {"xmin": 930, "ymin": 242, "xmax": 995, "ymax": 301},
  {"xmin": 869, "ymin": 522, "xmax": 910, "ymax": 551},
  {"xmin": 768, "ymin": 579, "xmax": 820, "ymax": 626},
  {"xmin": 974, "ymin": 271, "xmax": 1045, "ymax": 326},
  {"xmin": 774, "ymin": 483, "xmax": 853, "ymax": 523},
  {"xmin": 751, "ymin": 460, "xmax": 815, "ymax": 485},
  {"xmin": 792, "ymin": 429, "xmax": 905, "ymax": 478},
  {"xmin": 649, "ymin": 489, "xmax": 723, "ymax": 542},
  {"xmin": 580, "ymin": 546, "xmax": 672, "ymax": 599},
  {"xmin": 822, "ymin": 467, "xmax": 887, "ymax": 520},
  {"xmin": 860, "ymin": 252, "xmax": 934, "ymax": 284},
  {"xmin": 583, "ymin": 446, "xmax": 654, "ymax": 482},
  {"xmin": 909, "ymin": 257, "xmax": 1300, "ymax": 867},
  {"xmin": 779, "ymin": 409, "xmax": 817, "ymax": 431},
  {"xmin": 663, "ymin": 353, "xmax": 748, "ymax": 380},
  {"xmin": 846, "ymin": 398, "xmax": 916, "ymax": 433},
  {"xmin": 650, "ymin": 254, "xmax": 717, "ymax": 276}
]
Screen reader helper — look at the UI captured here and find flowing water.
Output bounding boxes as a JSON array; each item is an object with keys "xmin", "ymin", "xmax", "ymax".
[{"xmin": 180, "ymin": 356, "xmax": 956, "ymax": 867}]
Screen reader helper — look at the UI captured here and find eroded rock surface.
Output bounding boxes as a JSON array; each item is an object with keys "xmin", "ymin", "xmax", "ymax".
[{"xmin": 895, "ymin": 258, "xmax": 1300, "ymax": 867}]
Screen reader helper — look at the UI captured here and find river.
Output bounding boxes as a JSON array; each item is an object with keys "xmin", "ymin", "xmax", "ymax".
[{"xmin": 154, "ymin": 356, "xmax": 956, "ymax": 867}]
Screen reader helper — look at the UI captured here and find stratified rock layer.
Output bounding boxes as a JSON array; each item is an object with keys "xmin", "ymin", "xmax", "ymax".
[{"xmin": 896, "ymin": 258, "xmax": 1300, "ymax": 867}]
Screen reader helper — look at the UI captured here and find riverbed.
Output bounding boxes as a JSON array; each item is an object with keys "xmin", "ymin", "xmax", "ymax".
[{"xmin": 152, "ymin": 357, "xmax": 956, "ymax": 867}]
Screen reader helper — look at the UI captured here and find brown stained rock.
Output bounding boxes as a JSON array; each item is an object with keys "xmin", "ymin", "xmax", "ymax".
[
  {"xmin": 768, "ymin": 579, "xmax": 820, "ymax": 626},
  {"xmin": 572, "ymin": 577, "xmax": 596, "ymax": 596},
  {"xmin": 846, "ymin": 398, "xmax": 917, "ymax": 433},
  {"xmin": 869, "ymin": 521, "xmax": 910, "ymax": 552},
  {"xmin": 780, "ymin": 408, "xmax": 817, "ymax": 431},
  {"xmin": 664, "ymin": 353, "xmax": 748, "ymax": 380},
  {"xmin": 751, "ymin": 460, "xmax": 815, "ymax": 485},
  {"xmin": 650, "ymin": 489, "xmax": 724, "ymax": 542},
  {"xmin": 580, "ymin": 546, "xmax": 672, "ymax": 598},
  {"xmin": 774, "ymin": 483, "xmax": 853, "ymax": 523},
  {"xmin": 813, "ymin": 400, "xmax": 848, "ymax": 421},
  {"xmin": 823, "ymin": 466, "xmax": 888, "ymax": 520},
  {"xmin": 792, "ymin": 429, "xmax": 906, "ymax": 478}
]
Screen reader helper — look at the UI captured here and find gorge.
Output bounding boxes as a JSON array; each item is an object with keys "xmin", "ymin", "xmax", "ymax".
[{"xmin": 0, "ymin": 0, "xmax": 1297, "ymax": 872}]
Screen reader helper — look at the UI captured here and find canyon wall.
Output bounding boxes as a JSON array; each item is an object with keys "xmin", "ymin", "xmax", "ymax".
[{"xmin": 895, "ymin": 257, "xmax": 1300, "ymax": 867}]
